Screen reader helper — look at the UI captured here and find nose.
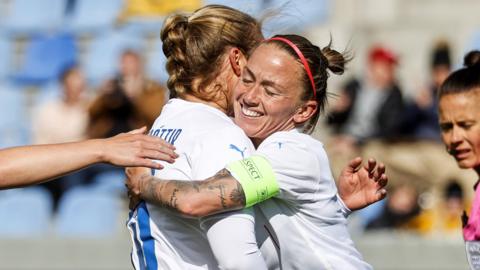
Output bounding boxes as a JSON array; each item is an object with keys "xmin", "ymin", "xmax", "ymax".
[
  {"xmin": 243, "ymin": 84, "xmax": 260, "ymax": 106},
  {"xmin": 451, "ymin": 126, "xmax": 463, "ymax": 145},
  {"xmin": 447, "ymin": 127, "xmax": 464, "ymax": 154}
]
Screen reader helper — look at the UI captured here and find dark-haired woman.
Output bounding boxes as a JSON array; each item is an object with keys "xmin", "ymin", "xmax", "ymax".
[{"xmin": 437, "ymin": 50, "xmax": 480, "ymax": 268}]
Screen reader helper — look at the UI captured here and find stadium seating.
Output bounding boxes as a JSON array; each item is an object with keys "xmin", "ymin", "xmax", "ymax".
[
  {"xmin": 90, "ymin": 170, "xmax": 127, "ymax": 195},
  {"xmin": 0, "ymin": 83, "xmax": 30, "ymax": 147},
  {"xmin": 120, "ymin": 20, "xmax": 165, "ymax": 38},
  {"xmin": 146, "ymin": 40, "xmax": 169, "ymax": 84},
  {"xmin": 55, "ymin": 186, "xmax": 123, "ymax": 237},
  {"xmin": 11, "ymin": 32, "xmax": 77, "ymax": 86},
  {"xmin": 0, "ymin": 84, "xmax": 24, "ymax": 124},
  {"xmin": 34, "ymin": 82, "xmax": 62, "ymax": 106},
  {"xmin": 0, "ymin": 187, "xmax": 53, "ymax": 237},
  {"xmin": 82, "ymin": 30, "xmax": 145, "ymax": 85},
  {"xmin": 0, "ymin": 0, "xmax": 66, "ymax": 36},
  {"xmin": 119, "ymin": 0, "xmax": 204, "ymax": 37},
  {"xmin": 261, "ymin": 0, "xmax": 331, "ymax": 36},
  {"xmin": 0, "ymin": 38, "xmax": 13, "ymax": 80},
  {"xmin": 66, "ymin": 0, "xmax": 125, "ymax": 35}
]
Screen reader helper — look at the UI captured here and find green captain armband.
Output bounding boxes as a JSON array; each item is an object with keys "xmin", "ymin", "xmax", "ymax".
[{"xmin": 226, "ymin": 156, "xmax": 279, "ymax": 208}]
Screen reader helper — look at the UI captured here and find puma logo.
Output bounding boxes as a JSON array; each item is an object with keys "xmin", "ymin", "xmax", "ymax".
[{"xmin": 229, "ymin": 144, "xmax": 247, "ymax": 158}]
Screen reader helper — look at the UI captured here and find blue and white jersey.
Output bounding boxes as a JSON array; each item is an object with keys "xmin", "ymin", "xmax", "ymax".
[
  {"xmin": 127, "ymin": 98, "xmax": 257, "ymax": 270},
  {"xmin": 253, "ymin": 129, "xmax": 372, "ymax": 270}
]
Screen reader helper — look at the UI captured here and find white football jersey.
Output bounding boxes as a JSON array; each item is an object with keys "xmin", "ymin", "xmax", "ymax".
[
  {"xmin": 253, "ymin": 129, "xmax": 372, "ymax": 270},
  {"xmin": 127, "ymin": 99, "xmax": 261, "ymax": 270}
]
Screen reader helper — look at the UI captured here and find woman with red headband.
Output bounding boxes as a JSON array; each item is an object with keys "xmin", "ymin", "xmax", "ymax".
[{"xmin": 127, "ymin": 30, "xmax": 383, "ymax": 269}]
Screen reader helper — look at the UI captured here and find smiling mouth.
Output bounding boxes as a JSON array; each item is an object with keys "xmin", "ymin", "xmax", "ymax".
[
  {"xmin": 241, "ymin": 105, "xmax": 262, "ymax": 117},
  {"xmin": 452, "ymin": 149, "xmax": 470, "ymax": 159}
]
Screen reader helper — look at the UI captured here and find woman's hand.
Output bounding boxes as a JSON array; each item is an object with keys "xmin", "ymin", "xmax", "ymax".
[
  {"xmin": 337, "ymin": 157, "xmax": 388, "ymax": 211},
  {"xmin": 98, "ymin": 126, "xmax": 178, "ymax": 169},
  {"xmin": 125, "ymin": 166, "xmax": 152, "ymax": 209}
]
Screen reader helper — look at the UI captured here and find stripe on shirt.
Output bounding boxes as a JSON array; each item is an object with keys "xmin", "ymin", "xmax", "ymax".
[
  {"xmin": 138, "ymin": 202, "xmax": 158, "ymax": 270},
  {"xmin": 128, "ymin": 210, "xmax": 147, "ymax": 270}
]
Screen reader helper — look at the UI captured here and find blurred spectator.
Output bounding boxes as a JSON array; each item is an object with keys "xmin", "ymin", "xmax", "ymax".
[
  {"xmin": 87, "ymin": 49, "xmax": 167, "ymax": 139},
  {"xmin": 31, "ymin": 65, "xmax": 90, "ymax": 209},
  {"xmin": 366, "ymin": 180, "xmax": 467, "ymax": 235},
  {"xmin": 400, "ymin": 41, "xmax": 452, "ymax": 141},
  {"xmin": 435, "ymin": 181, "xmax": 467, "ymax": 234},
  {"xmin": 327, "ymin": 45, "xmax": 404, "ymax": 151},
  {"xmin": 366, "ymin": 184, "xmax": 421, "ymax": 230},
  {"xmin": 84, "ymin": 50, "xmax": 167, "ymax": 190},
  {"xmin": 325, "ymin": 46, "xmax": 404, "ymax": 179},
  {"xmin": 32, "ymin": 65, "xmax": 89, "ymax": 145},
  {"xmin": 357, "ymin": 42, "xmax": 471, "ymax": 207}
]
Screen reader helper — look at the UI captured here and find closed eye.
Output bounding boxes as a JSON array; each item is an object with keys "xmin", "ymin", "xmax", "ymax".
[
  {"xmin": 242, "ymin": 77, "xmax": 253, "ymax": 84},
  {"xmin": 439, "ymin": 123, "xmax": 452, "ymax": 132},
  {"xmin": 459, "ymin": 121, "xmax": 475, "ymax": 129},
  {"xmin": 265, "ymin": 87, "xmax": 277, "ymax": 96}
]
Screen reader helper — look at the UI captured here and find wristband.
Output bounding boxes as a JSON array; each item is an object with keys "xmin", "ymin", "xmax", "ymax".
[
  {"xmin": 336, "ymin": 194, "xmax": 352, "ymax": 218},
  {"xmin": 227, "ymin": 156, "xmax": 279, "ymax": 207}
]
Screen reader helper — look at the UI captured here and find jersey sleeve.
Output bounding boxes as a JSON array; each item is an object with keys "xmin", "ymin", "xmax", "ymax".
[
  {"xmin": 190, "ymin": 125, "xmax": 255, "ymax": 179},
  {"xmin": 254, "ymin": 138, "xmax": 322, "ymax": 203}
]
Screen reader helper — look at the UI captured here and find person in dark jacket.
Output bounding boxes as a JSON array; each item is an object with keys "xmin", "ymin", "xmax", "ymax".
[
  {"xmin": 327, "ymin": 45, "xmax": 404, "ymax": 146},
  {"xmin": 400, "ymin": 41, "xmax": 451, "ymax": 141}
]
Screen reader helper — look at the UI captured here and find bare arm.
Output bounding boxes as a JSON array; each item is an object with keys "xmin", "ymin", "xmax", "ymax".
[
  {"xmin": 126, "ymin": 155, "xmax": 388, "ymax": 217},
  {"xmin": 0, "ymin": 127, "xmax": 177, "ymax": 189},
  {"xmin": 126, "ymin": 167, "xmax": 245, "ymax": 217}
]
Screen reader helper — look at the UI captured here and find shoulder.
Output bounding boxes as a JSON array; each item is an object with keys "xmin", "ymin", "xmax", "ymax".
[
  {"xmin": 163, "ymin": 99, "xmax": 232, "ymax": 126},
  {"xmin": 256, "ymin": 131, "xmax": 325, "ymax": 173},
  {"xmin": 197, "ymin": 124, "xmax": 252, "ymax": 152},
  {"xmin": 344, "ymin": 78, "xmax": 361, "ymax": 95},
  {"xmin": 154, "ymin": 99, "xmax": 235, "ymax": 131},
  {"xmin": 143, "ymin": 79, "xmax": 166, "ymax": 92},
  {"xmin": 259, "ymin": 130, "xmax": 323, "ymax": 151},
  {"xmin": 345, "ymin": 78, "xmax": 360, "ymax": 89},
  {"xmin": 388, "ymin": 84, "xmax": 403, "ymax": 98},
  {"xmin": 254, "ymin": 131, "xmax": 330, "ymax": 200},
  {"xmin": 383, "ymin": 85, "xmax": 404, "ymax": 109}
]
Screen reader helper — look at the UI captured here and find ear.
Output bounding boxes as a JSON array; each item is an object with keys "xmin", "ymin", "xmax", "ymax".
[
  {"xmin": 228, "ymin": 47, "xmax": 247, "ymax": 77},
  {"xmin": 293, "ymin": 100, "xmax": 318, "ymax": 124}
]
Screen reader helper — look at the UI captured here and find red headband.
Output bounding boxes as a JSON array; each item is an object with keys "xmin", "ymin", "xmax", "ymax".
[{"xmin": 266, "ymin": 37, "xmax": 316, "ymax": 99}]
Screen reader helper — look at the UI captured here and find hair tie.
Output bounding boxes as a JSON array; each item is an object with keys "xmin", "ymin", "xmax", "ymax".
[{"xmin": 266, "ymin": 37, "xmax": 316, "ymax": 99}]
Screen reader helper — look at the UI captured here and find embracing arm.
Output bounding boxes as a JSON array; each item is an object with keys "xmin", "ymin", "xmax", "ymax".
[
  {"xmin": 127, "ymin": 155, "xmax": 388, "ymax": 217},
  {"xmin": 0, "ymin": 140, "xmax": 105, "ymax": 189},
  {"xmin": 127, "ymin": 156, "xmax": 278, "ymax": 217},
  {"xmin": 127, "ymin": 168, "xmax": 246, "ymax": 217},
  {"xmin": 0, "ymin": 127, "xmax": 176, "ymax": 189}
]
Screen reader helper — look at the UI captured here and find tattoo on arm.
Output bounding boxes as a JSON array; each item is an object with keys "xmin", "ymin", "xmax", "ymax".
[
  {"xmin": 212, "ymin": 169, "xmax": 231, "ymax": 179},
  {"xmin": 141, "ymin": 174, "xmax": 160, "ymax": 204},
  {"xmin": 230, "ymin": 181, "xmax": 246, "ymax": 206},
  {"xmin": 218, "ymin": 184, "xmax": 227, "ymax": 209},
  {"xmin": 169, "ymin": 188, "xmax": 179, "ymax": 209},
  {"xmin": 139, "ymin": 168, "xmax": 247, "ymax": 216},
  {"xmin": 207, "ymin": 169, "xmax": 243, "ymax": 209}
]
